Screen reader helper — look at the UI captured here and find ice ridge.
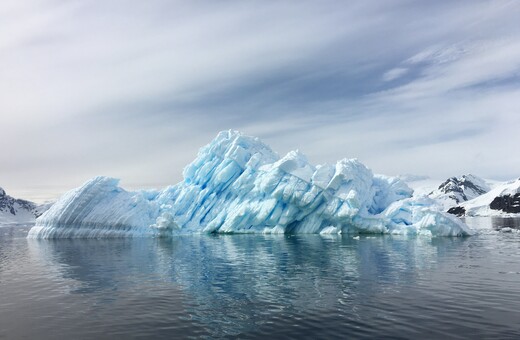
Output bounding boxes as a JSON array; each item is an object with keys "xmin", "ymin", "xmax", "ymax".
[{"xmin": 28, "ymin": 131, "xmax": 472, "ymax": 238}]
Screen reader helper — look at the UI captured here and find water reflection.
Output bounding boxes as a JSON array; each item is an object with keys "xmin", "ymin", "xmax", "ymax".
[
  {"xmin": 26, "ymin": 234, "xmax": 469, "ymax": 337},
  {"xmin": 0, "ymin": 225, "xmax": 29, "ymax": 273},
  {"xmin": 463, "ymin": 216, "xmax": 520, "ymax": 231}
]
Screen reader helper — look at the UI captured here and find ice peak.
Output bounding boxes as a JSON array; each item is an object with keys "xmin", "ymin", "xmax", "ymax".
[
  {"xmin": 265, "ymin": 150, "xmax": 313, "ymax": 183},
  {"xmin": 28, "ymin": 131, "xmax": 473, "ymax": 238},
  {"xmin": 209, "ymin": 130, "xmax": 276, "ymax": 156}
]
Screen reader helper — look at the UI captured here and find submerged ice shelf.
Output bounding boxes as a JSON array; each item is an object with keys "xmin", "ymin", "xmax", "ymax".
[{"xmin": 28, "ymin": 131, "xmax": 472, "ymax": 238}]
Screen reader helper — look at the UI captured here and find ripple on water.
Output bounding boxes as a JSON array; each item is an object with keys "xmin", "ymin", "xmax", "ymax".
[{"xmin": 1, "ymin": 220, "xmax": 520, "ymax": 338}]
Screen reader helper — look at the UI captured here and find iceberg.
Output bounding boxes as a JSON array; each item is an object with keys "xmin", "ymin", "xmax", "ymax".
[{"xmin": 28, "ymin": 131, "xmax": 473, "ymax": 238}]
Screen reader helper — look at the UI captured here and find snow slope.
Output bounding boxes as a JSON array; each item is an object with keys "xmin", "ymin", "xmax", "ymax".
[
  {"xmin": 398, "ymin": 175, "xmax": 440, "ymax": 198},
  {"xmin": 401, "ymin": 174, "xmax": 508, "ymax": 214},
  {"xmin": 456, "ymin": 179, "xmax": 520, "ymax": 217},
  {"xmin": 0, "ymin": 187, "xmax": 51, "ymax": 225},
  {"xmin": 401, "ymin": 174, "xmax": 520, "ymax": 217},
  {"xmin": 28, "ymin": 131, "xmax": 472, "ymax": 238},
  {"xmin": 428, "ymin": 174, "xmax": 491, "ymax": 210}
]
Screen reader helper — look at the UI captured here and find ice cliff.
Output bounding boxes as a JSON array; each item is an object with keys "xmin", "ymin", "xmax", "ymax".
[{"xmin": 28, "ymin": 131, "xmax": 472, "ymax": 238}]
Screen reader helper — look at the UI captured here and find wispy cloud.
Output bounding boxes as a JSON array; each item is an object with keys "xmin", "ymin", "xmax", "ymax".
[
  {"xmin": 382, "ymin": 68, "xmax": 408, "ymax": 82},
  {"xmin": 1, "ymin": 0, "xmax": 520, "ymax": 199}
]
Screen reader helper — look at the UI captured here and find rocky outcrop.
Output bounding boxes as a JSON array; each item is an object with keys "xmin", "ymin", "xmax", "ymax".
[
  {"xmin": 447, "ymin": 206, "xmax": 466, "ymax": 217},
  {"xmin": 489, "ymin": 194, "xmax": 520, "ymax": 214}
]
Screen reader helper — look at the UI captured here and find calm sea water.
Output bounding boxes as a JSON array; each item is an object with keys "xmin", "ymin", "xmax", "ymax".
[{"xmin": 1, "ymin": 219, "xmax": 520, "ymax": 339}]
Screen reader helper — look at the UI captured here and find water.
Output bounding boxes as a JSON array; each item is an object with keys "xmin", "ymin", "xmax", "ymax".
[{"xmin": 1, "ymin": 219, "xmax": 520, "ymax": 339}]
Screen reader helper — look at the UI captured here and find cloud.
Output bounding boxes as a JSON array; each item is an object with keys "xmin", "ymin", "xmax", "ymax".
[
  {"xmin": 382, "ymin": 67, "xmax": 408, "ymax": 82},
  {"xmin": 1, "ymin": 0, "xmax": 520, "ymax": 200}
]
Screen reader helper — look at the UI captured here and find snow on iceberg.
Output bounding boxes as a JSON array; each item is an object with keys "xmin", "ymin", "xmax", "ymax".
[{"xmin": 28, "ymin": 131, "xmax": 473, "ymax": 238}]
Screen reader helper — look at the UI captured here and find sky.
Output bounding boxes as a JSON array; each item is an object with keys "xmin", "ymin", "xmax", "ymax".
[{"xmin": 2, "ymin": 0, "xmax": 520, "ymax": 202}]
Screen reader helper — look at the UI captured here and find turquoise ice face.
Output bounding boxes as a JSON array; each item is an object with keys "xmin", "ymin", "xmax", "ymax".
[{"xmin": 28, "ymin": 131, "xmax": 472, "ymax": 239}]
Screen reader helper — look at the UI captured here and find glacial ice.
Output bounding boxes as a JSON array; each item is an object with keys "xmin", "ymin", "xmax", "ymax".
[{"xmin": 28, "ymin": 131, "xmax": 473, "ymax": 238}]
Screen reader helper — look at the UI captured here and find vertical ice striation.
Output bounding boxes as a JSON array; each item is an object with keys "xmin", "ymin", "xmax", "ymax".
[
  {"xmin": 29, "ymin": 177, "xmax": 165, "ymax": 238},
  {"xmin": 28, "ymin": 130, "xmax": 473, "ymax": 238}
]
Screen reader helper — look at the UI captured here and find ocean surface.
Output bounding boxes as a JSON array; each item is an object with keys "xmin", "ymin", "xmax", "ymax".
[{"xmin": 1, "ymin": 218, "xmax": 520, "ymax": 339}]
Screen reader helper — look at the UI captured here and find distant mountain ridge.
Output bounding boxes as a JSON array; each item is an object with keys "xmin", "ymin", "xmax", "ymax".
[
  {"xmin": 428, "ymin": 174, "xmax": 491, "ymax": 210},
  {"xmin": 447, "ymin": 178, "xmax": 520, "ymax": 217},
  {"xmin": 401, "ymin": 174, "xmax": 520, "ymax": 217},
  {"xmin": 0, "ymin": 187, "xmax": 52, "ymax": 224}
]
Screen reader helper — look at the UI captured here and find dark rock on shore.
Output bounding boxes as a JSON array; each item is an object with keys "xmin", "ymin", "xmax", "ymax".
[
  {"xmin": 447, "ymin": 206, "xmax": 466, "ymax": 217},
  {"xmin": 490, "ymin": 194, "xmax": 520, "ymax": 214}
]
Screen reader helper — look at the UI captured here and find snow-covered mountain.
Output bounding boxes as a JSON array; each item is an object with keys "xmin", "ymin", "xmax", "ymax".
[
  {"xmin": 447, "ymin": 178, "xmax": 520, "ymax": 217},
  {"xmin": 0, "ymin": 187, "xmax": 52, "ymax": 225},
  {"xmin": 428, "ymin": 174, "xmax": 492, "ymax": 210},
  {"xmin": 401, "ymin": 174, "xmax": 520, "ymax": 217}
]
